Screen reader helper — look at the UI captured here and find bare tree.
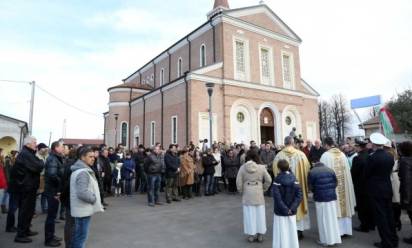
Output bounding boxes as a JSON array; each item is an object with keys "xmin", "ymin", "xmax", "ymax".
[
  {"xmin": 318, "ymin": 100, "xmax": 333, "ymax": 140},
  {"xmin": 368, "ymin": 107, "xmax": 379, "ymax": 119},
  {"xmin": 330, "ymin": 94, "xmax": 352, "ymax": 144}
]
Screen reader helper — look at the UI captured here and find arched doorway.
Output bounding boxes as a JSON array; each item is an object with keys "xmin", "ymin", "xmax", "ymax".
[
  {"xmin": 0, "ymin": 136, "xmax": 17, "ymax": 155},
  {"xmin": 260, "ymin": 108, "xmax": 275, "ymax": 144}
]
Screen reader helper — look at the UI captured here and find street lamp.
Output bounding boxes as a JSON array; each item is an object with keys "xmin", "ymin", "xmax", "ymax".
[
  {"xmin": 205, "ymin": 82, "xmax": 215, "ymax": 148},
  {"xmin": 114, "ymin": 113, "xmax": 119, "ymax": 146}
]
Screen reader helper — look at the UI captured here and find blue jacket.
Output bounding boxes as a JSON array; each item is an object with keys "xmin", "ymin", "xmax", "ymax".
[
  {"xmin": 308, "ymin": 163, "xmax": 337, "ymax": 202},
  {"xmin": 272, "ymin": 171, "xmax": 302, "ymax": 216},
  {"xmin": 121, "ymin": 159, "xmax": 135, "ymax": 180}
]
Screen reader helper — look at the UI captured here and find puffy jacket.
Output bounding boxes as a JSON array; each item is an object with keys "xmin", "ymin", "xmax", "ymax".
[
  {"xmin": 222, "ymin": 155, "xmax": 240, "ymax": 179},
  {"xmin": 144, "ymin": 153, "xmax": 164, "ymax": 175},
  {"xmin": 202, "ymin": 154, "xmax": 218, "ymax": 175},
  {"xmin": 272, "ymin": 171, "xmax": 302, "ymax": 216},
  {"xmin": 308, "ymin": 163, "xmax": 337, "ymax": 202},
  {"xmin": 236, "ymin": 161, "xmax": 272, "ymax": 205},
  {"xmin": 260, "ymin": 150, "xmax": 276, "ymax": 170},
  {"xmin": 8, "ymin": 146, "xmax": 44, "ymax": 193},
  {"xmin": 164, "ymin": 151, "xmax": 180, "ymax": 178},
  {"xmin": 121, "ymin": 159, "xmax": 135, "ymax": 180},
  {"xmin": 44, "ymin": 151, "xmax": 64, "ymax": 196}
]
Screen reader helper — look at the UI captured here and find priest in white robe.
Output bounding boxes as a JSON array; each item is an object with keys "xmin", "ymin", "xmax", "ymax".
[
  {"xmin": 273, "ymin": 136, "xmax": 311, "ymax": 238},
  {"xmin": 320, "ymin": 137, "xmax": 356, "ymax": 236}
]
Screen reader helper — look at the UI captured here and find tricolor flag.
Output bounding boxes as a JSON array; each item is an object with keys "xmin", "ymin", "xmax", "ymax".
[{"xmin": 379, "ymin": 106, "xmax": 399, "ymax": 138}]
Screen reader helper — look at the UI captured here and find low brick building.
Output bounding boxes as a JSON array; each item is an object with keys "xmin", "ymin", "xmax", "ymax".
[{"xmin": 104, "ymin": 0, "xmax": 320, "ymax": 149}]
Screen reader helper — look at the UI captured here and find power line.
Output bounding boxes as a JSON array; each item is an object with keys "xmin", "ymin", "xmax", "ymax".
[
  {"xmin": 0, "ymin": 79, "xmax": 31, "ymax": 84},
  {"xmin": 35, "ymin": 84, "xmax": 101, "ymax": 118},
  {"xmin": 0, "ymin": 79, "xmax": 102, "ymax": 118}
]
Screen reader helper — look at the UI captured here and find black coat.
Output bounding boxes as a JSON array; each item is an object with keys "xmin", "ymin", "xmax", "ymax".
[
  {"xmin": 351, "ymin": 150, "xmax": 369, "ymax": 197},
  {"xmin": 8, "ymin": 146, "xmax": 44, "ymax": 193},
  {"xmin": 60, "ymin": 158, "xmax": 77, "ymax": 208},
  {"xmin": 399, "ymin": 156, "xmax": 412, "ymax": 211},
  {"xmin": 365, "ymin": 149, "xmax": 394, "ymax": 199},
  {"xmin": 309, "ymin": 146, "xmax": 325, "ymax": 163},
  {"xmin": 222, "ymin": 156, "xmax": 240, "ymax": 179},
  {"xmin": 164, "ymin": 151, "xmax": 180, "ymax": 178},
  {"xmin": 202, "ymin": 154, "xmax": 218, "ymax": 175},
  {"xmin": 44, "ymin": 152, "xmax": 64, "ymax": 196},
  {"xmin": 98, "ymin": 155, "xmax": 112, "ymax": 182}
]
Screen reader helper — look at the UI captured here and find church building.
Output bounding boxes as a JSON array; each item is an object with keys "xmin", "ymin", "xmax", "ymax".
[{"xmin": 104, "ymin": 0, "xmax": 320, "ymax": 149}]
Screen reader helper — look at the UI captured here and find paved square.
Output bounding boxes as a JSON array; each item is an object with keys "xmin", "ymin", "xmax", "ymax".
[{"xmin": 0, "ymin": 193, "xmax": 411, "ymax": 247}]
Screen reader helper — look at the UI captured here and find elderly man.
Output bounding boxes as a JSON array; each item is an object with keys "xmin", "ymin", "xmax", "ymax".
[
  {"xmin": 273, "ymin": 136, "xmax": 311, "ymax": 239},
  {"xmin": 9, "ymin": 136, "xmax": 44, "ymax": 243},
  {"xmin": 320, "ymin": 137, "xmax": 356, "ymax": 237},
  {"xmin": 365, "ymin": 133, "xmax": 398, "ymax": 248},
  {"xmin": 309, "ymin": 140, "xmax": 325, "ymax": 164}
]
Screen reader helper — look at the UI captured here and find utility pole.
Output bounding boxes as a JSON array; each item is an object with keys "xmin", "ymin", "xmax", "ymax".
[{"xmin": 28, "ymin": 81, "xmax": 36, "ymax": 134}]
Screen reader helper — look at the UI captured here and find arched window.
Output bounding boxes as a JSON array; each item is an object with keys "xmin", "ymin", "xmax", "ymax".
[
  {"xmin": 200, "ymin": 44, "xmax": 206, "ymax": 67},
  {"xmin": 177, "ymin": 57, "xmax": 182, "ymax": 77},
  {"xmin": 121, "ymin": 122, "xmax": 128, "ymax": 146}
]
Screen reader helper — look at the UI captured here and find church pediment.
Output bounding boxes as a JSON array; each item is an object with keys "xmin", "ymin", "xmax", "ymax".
[{"xmin": 224, "ymin": 5, "xmax": 301, "ymax": 42}]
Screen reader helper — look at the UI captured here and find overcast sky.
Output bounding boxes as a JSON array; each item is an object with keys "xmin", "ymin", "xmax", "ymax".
[{"xmin": 0, "ymin": 0, "xmax": 411, "ymax": 144}]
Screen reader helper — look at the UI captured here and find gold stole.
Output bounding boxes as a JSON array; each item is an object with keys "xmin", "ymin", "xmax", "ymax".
[{"xmin": 330, "ymin": 148, "xmax": 347, "ymax": 218}]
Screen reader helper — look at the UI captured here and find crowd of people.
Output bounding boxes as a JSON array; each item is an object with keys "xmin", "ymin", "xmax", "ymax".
[{"xmin": 0, "ymin": 131, "xmax": 411, "ymax": 248}]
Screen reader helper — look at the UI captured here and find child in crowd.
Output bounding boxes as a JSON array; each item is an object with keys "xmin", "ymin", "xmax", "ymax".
[
  {"xmin": 112, "ymin": 162, "xmax": 123, "ymax": 197},
  {"xmin": 272, "ymin": 159, "xmax": 302, "ymax": 248}
]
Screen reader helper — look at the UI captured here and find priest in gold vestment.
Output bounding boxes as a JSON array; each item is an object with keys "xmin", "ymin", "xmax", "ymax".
[
  {"xmin": 273, "ymin": 136, "xmax": 311, "ymax": 236},
  {"xmin": 320, "ymin": 137, "xmax": 356, "ymax": 236}
]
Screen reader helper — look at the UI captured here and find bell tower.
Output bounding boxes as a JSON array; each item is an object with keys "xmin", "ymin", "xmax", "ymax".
[{"xmin": 207, "ymin": 0, "xmax": 230, "ymax": 19}]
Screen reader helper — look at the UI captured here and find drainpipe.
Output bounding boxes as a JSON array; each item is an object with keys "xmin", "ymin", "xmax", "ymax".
[
  {"xmin": 211, "ymin": 21, "xmax": 216, "ymax": 63},
  {"xmin": 187, "ymin": 37, "xmax": 191, "ymax": 71},
  {"xmin": 128, "ymin": 88, "xmax": 132, "ymax": 149},
  {"xmin": 184, "ymin": 72, "xmax": 189, "ymax": 146},
  {"xmin": 143, "ymin": 98, "xmax": 146, "ymax": 146},
  {"xmin": 161, "ymin": 88, "xmax": 164, "ymax": 146}
]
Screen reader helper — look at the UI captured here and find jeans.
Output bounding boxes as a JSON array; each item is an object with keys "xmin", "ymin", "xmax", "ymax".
[
  {"xmin": 1, "ymin": 189, "xmax": 9, "ymax": 207},
  {"xmin": 204, "ymin": 174, "xmax": 215, "ymax": 195},
  {"xmin": 139, "ymin": 171, "xmax": 147, "ymax": 193},
  {"xmin": 64, "ymin": 206, "xmax": 75, "ymax": 248},
  {"xmin": 41, "ymin": 193, "xmax": 48, "ymax": 213},
  {"xmin": 45, "ymin": 195, "xmax": 59, "ymax": 242},
  {"xmin": 125, "ymin": 179, "xmax": 132, "ymax": 195},
  {"xmin": 165, "ymin": 176, "xmax": 179, "ymax": 201},
  {"xmin": 147, "ymin": 175, "xmax": 161, "ymax": 204},
  {"xmin": 6, "ymin": 192, "xmax": 18, "ymax": 230},
  {"xmin": 72, "ymin": 216, "xmax": 91, "ymax": 248}
]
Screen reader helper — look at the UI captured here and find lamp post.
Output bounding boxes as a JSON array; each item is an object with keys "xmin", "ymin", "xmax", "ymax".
[
  {"xmin": 114, "ymin": 113, "xmax": 119, "ymax": 147},
  {"xmin": 206, "ymin": 83, "xmax": 215, "ymax": 148}
]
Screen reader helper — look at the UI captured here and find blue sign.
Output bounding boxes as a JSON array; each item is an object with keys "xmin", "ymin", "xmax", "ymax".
[{"xmin": 350, "ymin": 95, "xmax": 381, "ymax": 109}]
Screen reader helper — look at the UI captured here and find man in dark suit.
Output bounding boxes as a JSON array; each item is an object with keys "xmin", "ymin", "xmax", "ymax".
[
  {"xmin": 351, "ymin": 140, "xmax": 375, "ymax": 232},
  {"xmin": 365, "ymin": 133, "xmax": 398, "ymax": 248},
  {"xmin": 9, "ymin": 136, "xmax": 44, "ymax": 243}
]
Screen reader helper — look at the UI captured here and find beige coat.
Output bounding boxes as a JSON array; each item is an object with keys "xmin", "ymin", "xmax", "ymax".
[
  {"xmin": 179, "ymin": 154, "xmax": 195, "ymax": 186},
  {"xmin": 236, "ymin": 161, "xmax": 272, "ymax": 206}
]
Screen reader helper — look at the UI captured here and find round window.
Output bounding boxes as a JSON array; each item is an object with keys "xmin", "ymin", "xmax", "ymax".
[
  {"xmin": 285, "ymin": 116, "xmax": 292, "ymax": 126},
  {"xmin": 237, "ymin": 112, "xmax": 245, "ymax": 123}
]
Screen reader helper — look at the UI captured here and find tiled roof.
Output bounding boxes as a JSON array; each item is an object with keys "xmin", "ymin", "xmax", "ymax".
[{"xmin": 361, "ymin": 116, "xmax": 380, "ymax": 126}]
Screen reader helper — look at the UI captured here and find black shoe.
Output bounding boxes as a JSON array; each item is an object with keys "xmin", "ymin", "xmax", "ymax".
[
  {"xmin": 172, "ymin": 199, "xmax": 181, "ymax": 202},
  {"xmin": 45, "ymin": 239, "xmax": 61, "ymax": 247},
  {"xmin": 59, "ymin": 216, "xmax": 65, "ymax": 221},
  {"xmin": 166, "ymin": 200, "xmax": 171, "ymax": 204},
  {"xmin": 354, "ymin": 227, "xmax": 369, "ymax": 233},
  {"xmin": 55, "ymin": 220, "xmax": 61, "ymax": 224},
  {"xmin": 53, "ymin": 236, "xmax": 63, "ymax": 242},
  {"xmin": 6, "ymin": 227, "xmax": 17, "ymax": 233},
  {"xmin": 373, "ymin": 242, "xmax": 382, "ymax": 248},
  {"xmin": 15, "ymin": 236, "xmax": 32, "ymax": 243},
  {"xmin": 297, "ymin": 231, "xmax": 304, "ymax": 240},
  {"xmin": 27, "ymin": 230, "xmax": 38, "ymax": 236},
  {"xmin": 404, "ymin": 237, "xmax": 412, "ymax": 244},
  {"xmin": 102, "ymin": 202, "xmax": 109, "ymax": 207}
]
